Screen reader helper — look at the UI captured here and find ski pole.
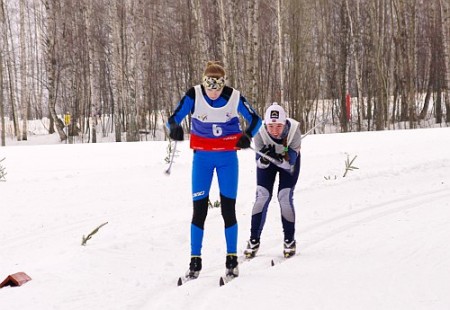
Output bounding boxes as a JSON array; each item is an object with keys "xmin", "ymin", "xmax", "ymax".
[
  {"xmin": 250, "ymin": 146, "xmax": 282, "ymax": 166},
  {"xmin": 249, "ymin": 146, "xmax": 293, "ymax": 174},
  {"xmin": 301, "ymin": 119, "xmax": 326, "ymax": 139},
  {"xmin": 165, "ymin": 140, "xmax": 178, "ymax": 175}
]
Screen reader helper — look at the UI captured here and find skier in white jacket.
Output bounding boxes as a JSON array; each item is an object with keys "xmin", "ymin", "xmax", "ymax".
[{"xmin": 244, "ymin": 102, "xmax": 302, "ymax": 258}]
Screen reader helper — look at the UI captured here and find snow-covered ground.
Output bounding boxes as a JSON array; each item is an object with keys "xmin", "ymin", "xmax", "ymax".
[{"xmin": 1, "ymin": 127, "xmax": 450, "ymax": 309}]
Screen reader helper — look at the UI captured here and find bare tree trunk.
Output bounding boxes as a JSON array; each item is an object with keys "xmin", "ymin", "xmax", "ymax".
[
  {"xmin": 375, "ymin": 0, "xmax": 388, "ymax": 130},
  {"xmin": 125, "ymin": 1, "xmax": 139, "ymax": 142},
  {"xmin": 228, "ymin": 1, "xmax": 238, "ymax": 86},
  {"xmin": 43, "ymin": 0, "xmax": 66, "ymax": 141},
  {"xmin": 393, "ymin": 0, "xmax": 418, "ymax": 128},
  {"xmin": 439, "ymin": 0, "xmax": 450, "ymax": 123},
  {"xmin": 245, "ymin": 0, "xmax": 259, "ymax": 106},
  {"xmin": 191, "ymin": 0, "xmax": 207, "ymax": 79},
  {"xmin": 110, "ymin": 1, "xmax": 124, "ymax": 142},
  {"xmin": 420, "ymin": 0, "xmax": 437, "ymax": 120},
  {"xmin": 419, "ymin": 65, "xmax": 434, "ymax": 120},
  {"xmin": 32, "ymin": 1, "xmax": 45, "ymax": 121},
  {"xmin": 0, "ymin": 50, "xmax": 4, "ymax": 146},
  {"xmin": 339, "ymin": 0, "xmax": 349, "ymax": 132},
  {"xmin": 277, "ymin": 0, "xmax": 284, "ymax": 105},
  {"xmin": 0, "ymin": 0, "xmax": 4, "ymax": 146},
  {"xmin": 19, "ymin": 0, "xmax": 28, "ymax": 140},
  {"xmin": 345, "ymin": 0, "xmax": 363, "ymax": 131},
  {"xmin": 1, "ymin": 0, "xmax": 21, "ymax": 140},
  {"xmin": 82, "ymin": 1, "xmax": 97, "ymax": 142},
  {"xmin": 218, "ymin": 0, "xmax": 228, "ymax": 69},
  {"xmin": 388, "ymin": 0, "xmax": 396, "ymax": 129}
]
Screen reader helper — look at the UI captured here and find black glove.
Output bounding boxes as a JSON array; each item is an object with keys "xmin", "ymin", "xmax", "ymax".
[
  {"xmin": 169, "ymin": 123, "xmax": 184, "ymax": 141},
  {"xmin": 259, "ymin": 145, "xmax": 282, "ymax": 164},
  {"xmin": 236, "ymin": 133, "xmax": 251, "ymax": 149}
]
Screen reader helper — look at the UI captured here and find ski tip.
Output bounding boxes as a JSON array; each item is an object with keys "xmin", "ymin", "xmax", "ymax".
[
  {"xmin": 177, "ymin": 277, "xmax": 183, "ymax": 286},
  {"xmin": 219, "ymin": 277, "xmax": 225, "ymax": 286},
  {"xmin": 271, "ymin": 259, "xmax": 275, "ymax": 267}
]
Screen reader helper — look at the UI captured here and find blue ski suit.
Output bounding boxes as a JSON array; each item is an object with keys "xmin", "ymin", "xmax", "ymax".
[{"xmin": 168, "ymin": 85, "xmax": 261, "ymax": 256}]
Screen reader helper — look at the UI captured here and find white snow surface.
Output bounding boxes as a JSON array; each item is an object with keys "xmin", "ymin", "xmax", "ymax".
[{"xmin": 1, "ymin": 127, "xmax": 450, "ymax": 309}]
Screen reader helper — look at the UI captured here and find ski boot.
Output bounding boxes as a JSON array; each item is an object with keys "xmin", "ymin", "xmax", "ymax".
[
  {"xmin": 225, "ymin": 254, "xmax": 239, "ymax": 278},
  {"xmin": 219, "ymin": 254, "xmax": 239, "ymax": 286},
  {"xmin": 283, "ymin": 240, "xmax": 296, "ymax": 258},
  {"xmin": 243, "ymin": 239, "xmax": 260, "ymax": 259},
  {"xmin": 177, "ymin": 256, "xmax": 202, "ymax": 286},
  {"xmin": 186, "ymin": 256, "xmax": 202, "ymax": 279}
]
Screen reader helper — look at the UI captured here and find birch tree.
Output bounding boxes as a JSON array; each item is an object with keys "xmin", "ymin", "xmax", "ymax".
[
  {"xmin": 0, "ymin": 46, "xmax": 4, "ymax": 146},
  {"xmin": 43, "ymin": 0, "xmax": 66, "ymax": 141},
  {"xmin": 125, "ymin": 1, "xmax": 139, "ymax": 142},
  {"xmin": 190, "ymin": 0, "xmax": 208, "ymax": 83},
  {"xmin": 19, "ymin": 0, "xmax": 28, "ymax": 140},
  {"xmin": 227, "ymin": 1, "xmax": 239, "ymax": 86},
  {"xmin": 218, "ymin": 0, "xmax": 228, "ymax": 70},
  {"xmin": 246, "ymin": 0, "xmax": 259, "ymax": 106},
  {"xmin": 439, "ymin": 0, "xmax": 450, "ymax": 122},
  {"xmin": 1, "ymin": 1, "xmax": 21, "ymax": 140},
  {"xmin": 338, "ymin": 0, "xmax": 350, "ymax": 132},
  {"xmin": 369, "ymin": 0, "xmax": 390, "ymax": 130},
  {"xmin": 393, "ymin": 0, "xmax": 418, "ymax": 127},
  {"xmin": 0, "ymin": 0, "xmax": 4, "ymax": 146},
  {"xmin": 109, "ymin": 1, "xmax": 125, "ymax": 142},
  {"xmin": 277, "ymin": 0, "xmax": 284, "ymax": 105},
  {"xmin": 345, "ymin": 0, "xmax": 363, "ymax": 130},
  {"xmin": 82, "ymin": 0, "xmax": 97, "ymax": 142},
  {"xmin": 419, "ymin": 0, "xmax": 438, "ymax": 120}
]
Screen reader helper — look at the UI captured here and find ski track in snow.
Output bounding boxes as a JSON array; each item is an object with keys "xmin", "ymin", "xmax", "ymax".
[{"xmin": 300, "ymin": 188, "xmax": 450, "ymax": 250}]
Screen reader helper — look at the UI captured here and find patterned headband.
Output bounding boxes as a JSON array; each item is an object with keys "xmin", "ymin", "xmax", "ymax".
[{"xmin": 202, "ymin": 76, "xmax": 225, "ymax": 90}]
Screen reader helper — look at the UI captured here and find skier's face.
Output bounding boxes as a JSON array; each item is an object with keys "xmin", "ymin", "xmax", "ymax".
[
  {"xmin": 203, "ymin": 75, "xmax": 225, "ymax": 100},
  {"xmin": 205, "ymin": 88, "xmax": 223, "ymax": 100},
  {"xmin": 267, "ymin": 123, "xmax": 285, "ymax": 138}
]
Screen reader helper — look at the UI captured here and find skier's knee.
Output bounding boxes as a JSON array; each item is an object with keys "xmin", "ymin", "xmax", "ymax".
[
  {"xmin": 278, "ymin": 188, "xmax": 295, "ymax": 222},
  {"xmin": 253, "ymin": 186, "xmax": 271, "ymax": 215},
  {"xmin": 220, "ymin": 194, "xmax": 237, "ymax": 228},
  {"xmin": 192, "ymin": 197, "xmax": 209, "ymax": 229}
]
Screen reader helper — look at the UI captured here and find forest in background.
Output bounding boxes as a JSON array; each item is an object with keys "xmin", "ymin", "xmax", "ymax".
[{"xmin": 1, "ymin": 0, "xmax": 450, "ymax": 145}]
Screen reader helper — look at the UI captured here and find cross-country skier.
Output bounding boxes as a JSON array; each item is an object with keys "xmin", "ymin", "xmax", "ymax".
[
  {"xmin": 244, "ymin": 103, "xmax": 302, "ymax": 258},
  {"xmin": 168, "ymin": 61, "xmax": 262, "ymax": 281}
]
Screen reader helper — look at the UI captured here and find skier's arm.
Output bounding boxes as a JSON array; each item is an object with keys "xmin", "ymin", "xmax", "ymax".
[
  {"xmin": 237, "ymin": 95, "xmax": 262, "ymax": 137},
  {"xmin": 167, "ymin": 87, "xmax": 195, "ymax": 127},
  {"xmin": 287, "ymin": 126, "xmax": 302, "ymax": 165},
  {"xmin": 167, "ymin": 88, "xmax": 195, "ymax": 141}
]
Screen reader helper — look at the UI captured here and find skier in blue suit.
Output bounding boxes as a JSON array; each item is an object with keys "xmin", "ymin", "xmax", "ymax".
[{"xmin": 168, "ymin": 61, "xmax": 262, "ymax": 280}]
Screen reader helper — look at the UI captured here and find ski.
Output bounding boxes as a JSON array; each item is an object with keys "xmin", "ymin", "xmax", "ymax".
[
  {"xmin": 271, "ymin": 257, "xmax": 284, "ymax": 266},
  {"xmin": 219, "ymin": 255, "xmax": 246, "ymax": 286},
  {"xmin": 177, "ymin": 275, "xmax": 197, "ymax": 286},
  {"xmin": 219, "ymin": 274, "xmax": 238, "ymax": 286},
  {"xmin": 271, "ymin": 253, "xmax": 297, "ymax": 266}
]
